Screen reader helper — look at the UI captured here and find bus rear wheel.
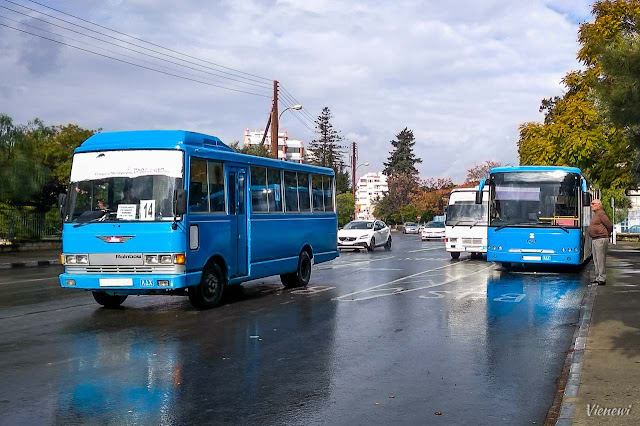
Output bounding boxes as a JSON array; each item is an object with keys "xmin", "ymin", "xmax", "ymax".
[
  {"xmin": 450, "ymin": 252, "xmax": 460, "ymax": 260},
  {"xmin": 281, "ymin": 251, "xmax": 312, "ymax": 288},
  {"xmin": 92, "ymin": 291, "xmax": 127, "ymax": 308},
  {"xmin": 189, "ymin": 263, "xmax": 225, "ymax": 309}
]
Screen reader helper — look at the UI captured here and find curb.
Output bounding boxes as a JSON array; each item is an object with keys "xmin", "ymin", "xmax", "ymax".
[
  {"xmin": 552, "ymin": 282, "xmax": 598, "ymax": 425},
  {"xmin": 0, "ymin": 259, "xmax": 60, "ymax": 269}
]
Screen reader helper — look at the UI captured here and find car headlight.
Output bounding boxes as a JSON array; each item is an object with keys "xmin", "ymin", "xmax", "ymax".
[{"xmin": 358, "ymin": 234, "xmax": 370, "ymax": 239}]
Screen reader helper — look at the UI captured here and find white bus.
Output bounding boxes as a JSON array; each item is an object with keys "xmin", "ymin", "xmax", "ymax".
[{"xmin": 445, "ymin": 187, "xmax": 488, "ymax": 259}]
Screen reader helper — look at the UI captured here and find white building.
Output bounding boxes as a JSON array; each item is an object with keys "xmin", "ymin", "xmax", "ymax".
[
  {"xmin": 355, "ymin": 172, "xmax": 388, "ymax": 220},
  {"xmin": 244, "ymin": 129, "xmax": 305, "ymax": 163}
]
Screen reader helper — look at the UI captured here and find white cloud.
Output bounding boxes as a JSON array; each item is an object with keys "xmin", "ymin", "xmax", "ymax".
[{"xmin": 0, "ymin": 0, "xmax": 593, "ymax": 182}]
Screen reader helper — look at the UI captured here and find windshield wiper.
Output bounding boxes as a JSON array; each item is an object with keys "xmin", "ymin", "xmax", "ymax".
[{"xmin": 73, "ymin": 210, "xmax": 110, "ymax": 227}]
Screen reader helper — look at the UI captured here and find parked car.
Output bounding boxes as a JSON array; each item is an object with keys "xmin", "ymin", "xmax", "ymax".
[
  {"xmin": 338, "ymin": 220, "xmax": 392, "ymax": 251},
  {"xmin": 403, "ymin": 222, "xmax": 420, "ymax": 234},
  {"xmin": 421, "ymin": 221, "xmax": 445, "ymax": 241}
]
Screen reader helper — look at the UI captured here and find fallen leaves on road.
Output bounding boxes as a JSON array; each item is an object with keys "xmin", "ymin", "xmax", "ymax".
[{"xmin": 434, "ymin": 411, "xmax": 442, "ymax": 415}]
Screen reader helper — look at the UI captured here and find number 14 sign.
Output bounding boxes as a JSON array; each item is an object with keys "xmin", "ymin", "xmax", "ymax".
[{"xmin": 140, "ymin": 200, "xmax": 155, "ymax": 220}]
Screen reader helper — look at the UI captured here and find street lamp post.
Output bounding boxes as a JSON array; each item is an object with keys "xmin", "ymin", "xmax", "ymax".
[
  {"xmin": 353, "ymin": 162, "xmax": 370, "ymax": 219},
  {"xmin": 279, "ymin": 104, "xmax": 303, "ymax": 121}
]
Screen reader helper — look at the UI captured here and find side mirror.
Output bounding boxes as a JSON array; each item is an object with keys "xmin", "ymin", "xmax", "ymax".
[
  {"xmin": 175, "ymin": 189, "xmax": 187, "ymax": 216},
  {"xmin": 475, "ymin": 190, "xmax": 483, "ymax": 205},
  {"xmin": 58, "ymin": 193, "xmax": 67, "ymax": 220},
  {"xmin": 582, "ymin": 193, "xmax": 590, "ymax": 207}
]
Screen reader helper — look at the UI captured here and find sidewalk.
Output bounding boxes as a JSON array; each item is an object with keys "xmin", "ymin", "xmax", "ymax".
[
  {"xmin": 571, "ymin": 242, "xmax": 640, "ymax": 425},
  {"xmin": 0, "ymin": 249, "xmax": 61, "ymax": 269}
]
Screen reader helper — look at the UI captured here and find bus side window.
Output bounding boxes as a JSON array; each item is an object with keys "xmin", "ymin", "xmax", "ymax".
[
  {"xmin": 267, "ymin": 168, "xmax": 283, "ymax": 213},
  {"xmin": 189, "ymin": 158, "xmax": 208, "ymax": 213},
  {"xmin": 284, "ymin": 171, "xmax": 299, "ymax": 213},
  {"xmin": 251, "ymin": 167, "xmax": 268, "ymax": 213},
  {"xmin": 208, "ymin": 161, "xmax": 225, "ymax": 213},
  {"xmin": 323, "ymin": 175, "xmax": 334, "ymax": 212},
  {"xmin": 311, "ymin": 174, "xmax": 324, "ymax": 212},
  {"xmin": 298, "ymin": 173, "xmax": 311, "ymax": 212}
]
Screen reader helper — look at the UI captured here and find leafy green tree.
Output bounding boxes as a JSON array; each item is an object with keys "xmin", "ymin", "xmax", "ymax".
[
  {"xmin": 336, "ymin": 192, "xmax": 355, "ymax": 227},
  {"xmin": 383, "ymin": 128, "xmax": 422, "ymax": 178},
  {"xmin": 601, "ymin": 187, "xmax": 631, "ymax": 223},
  {"xmin": 229, "ymin": 140, "xmax": 275, "ymax": 158}
]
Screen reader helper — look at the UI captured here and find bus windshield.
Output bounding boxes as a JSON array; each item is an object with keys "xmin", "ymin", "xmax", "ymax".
[
  {"xmin": 65, "ymin": 150, "xmax": 184, "ymax": 223},
  {"xmin": 489, "ymin": 171, "xmax": 579, "ymax": 228},
  {"xmin": 446, "ymin": 201, "xmax": 488, "ymax": 226}
]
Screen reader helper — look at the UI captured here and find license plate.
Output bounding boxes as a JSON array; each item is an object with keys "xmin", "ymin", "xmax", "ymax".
[
  {"xmin": 99, "ymin": 278, "xmax": 133, "ymax": 287},
  {"xmin": 522, "ymin": 255, "xmax": 541, "ymax": 261}
]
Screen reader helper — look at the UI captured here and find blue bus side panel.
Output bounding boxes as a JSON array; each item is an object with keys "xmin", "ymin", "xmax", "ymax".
[
  {"xmin": 249, "ymin": 214, "xmax": 338, "ymax": 277},
  {"xmin": 185, "ymin": 217, "xmax": 232, "ymax": 274},
  {"xmin": 487, "ymin": 227, "xmax": 582, "ymax": 265}
]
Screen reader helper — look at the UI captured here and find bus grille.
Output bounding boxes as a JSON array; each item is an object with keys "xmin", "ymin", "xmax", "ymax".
[
  {"xmin": 66, "ymin": 265, "xmax": 178, "ymax": 274},
  {"xmin": 462, "ymin": 238, "xmax": 483, "ymax": 246}
]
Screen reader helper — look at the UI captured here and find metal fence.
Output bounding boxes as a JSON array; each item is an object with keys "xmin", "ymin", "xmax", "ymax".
[{"xmin": 0, "ymin": 207, "xmax": 61, "ymax": 242}]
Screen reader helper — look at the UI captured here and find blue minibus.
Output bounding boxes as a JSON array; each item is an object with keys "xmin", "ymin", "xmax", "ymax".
[
  {"xmin": 477, "ymin": 166, "xmax": 598, "ymax": 268},
  {"xmin": 58, "ymin": 130, "xmax": 339, "ymax": 309}
]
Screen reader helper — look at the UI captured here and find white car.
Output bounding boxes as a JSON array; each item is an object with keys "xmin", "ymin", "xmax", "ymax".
[
  {"xmin": 402, "ymin": 222, "xmax": 420, "ymax": 234},
  {"xmin": 338, "ymin": 220, "xmax": 392, "ymax": 252},
  {"xmin": 421, "ymin": 221, "xmax": 446, "ymax": 240}
]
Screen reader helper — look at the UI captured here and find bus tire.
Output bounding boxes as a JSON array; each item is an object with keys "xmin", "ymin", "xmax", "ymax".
[
  {"xmin": 384, "ymin": 236, "xmax": 392, "ymax": 251},
  {"xmin": 189, "ymin": 263, "xmax": 225, "ymax": 309},
  {"xmin": 367, "ymin": 237, "xmax": 375, "ymax": 252},
  {"xmin": 450, "ymin": 252, "xmax": 460, "ymax": 260},
  {"xmin": 281, "ymin": 250, "xmax": 312, "ymax": 288},
  {"xmin": 501, "ymin": 262, "xmax": 512, "ymax": 270},
  {"xmin": 92, "ymin": 291, "xmax": 127, "ymax": 308}
]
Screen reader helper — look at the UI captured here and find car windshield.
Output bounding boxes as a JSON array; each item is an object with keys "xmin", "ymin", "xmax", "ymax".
[
  {"xmin": 343, "ymin": 221, "xmax": 374, "ymax": 230},
  {"xmin": 65, "ymin": 150, "xmax": 184, "ymax": 223},
  {"xmin": 446, "ymin": 201, "xmax": 488, "ymax": 225},
  {"xmin": 489, "ymin": 170, "xmax": 579, "ymax": 228},
  {"xmin": 426, "ymin": 222, "xmax": 444, "ymax": 228},
  {"xmin": 405, "ymin": 222, "xmax": 417, "ymax": 227}
]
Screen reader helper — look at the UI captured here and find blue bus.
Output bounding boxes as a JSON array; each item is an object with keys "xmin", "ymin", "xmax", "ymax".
[
  {"xmin": 58, "ymin": 130, "xmax": 339, "ymax": 309},
  {"xmin": 478, "ymin": 166, "xmax": 597, "ymax": 268}
]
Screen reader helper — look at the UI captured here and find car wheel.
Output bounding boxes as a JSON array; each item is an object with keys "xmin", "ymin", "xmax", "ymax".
[
  {"xmin": 384, "ymin": 236, "xmax": 392, "ymax": 251},
  {"xmin": 367, "ymin": 237, "xmax": 375, "ymax": 252},
  {"xmin": 92, "ymin": 291, "xmax": 127, "ymax": 308},
  {"xmin": 189, "ymin": 262, "xmax": 226, "ymax": 309},
  {"xmin": 450, "ymin": 252, "xmax": 460, "ymax": 260},
  {"xmin": 281, "ymin": 250, "xmax": 312, "ymax": 288}
]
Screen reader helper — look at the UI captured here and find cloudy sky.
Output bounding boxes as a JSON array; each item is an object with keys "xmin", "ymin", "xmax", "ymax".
[{"xmin": 0, "ymin": 0, "xmax": 594, "ymax": 182}]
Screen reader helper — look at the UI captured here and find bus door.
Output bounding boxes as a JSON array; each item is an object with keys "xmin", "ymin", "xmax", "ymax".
[{"xmin": 227, "ymin": 166, "xmax": 248, "ymax": 277}]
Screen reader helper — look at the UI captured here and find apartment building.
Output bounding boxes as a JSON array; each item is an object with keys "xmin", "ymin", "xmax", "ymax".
[
  {"xmin": 243, "ymin": 129, "xmax": 305, "ymax": 163},
  {"xmin": 355, "ymin": 172, "xmax": 388, "ymax": 220}
]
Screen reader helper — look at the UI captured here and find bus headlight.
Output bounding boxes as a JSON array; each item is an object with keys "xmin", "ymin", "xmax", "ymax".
[
  {"xmin": 65, "ymin": 255, "xmax": 77, "ymax": 264},
  {"xmin": 76, "ymin": 255, "xmax": 89, "ymax": 264},
  {"xmin": 159, "ymin": 255, "xmax": 173, "ymax": 264},
  {"xmin": 145, "ymin": 255, "xmax": 159, "ymax": 265},
  {"xmin": 498, "ymin": 246, "xmax": 502, "ymax": 251}
]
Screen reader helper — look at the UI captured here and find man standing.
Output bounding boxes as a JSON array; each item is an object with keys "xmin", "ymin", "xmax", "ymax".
[{"xmin": 588, "ymin": 199, "xmax": 613, "ymax": 285}]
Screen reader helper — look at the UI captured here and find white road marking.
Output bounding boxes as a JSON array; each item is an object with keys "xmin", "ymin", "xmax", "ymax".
[
  {"xmin": 336, "ymin": 264, "xmax": 495, "ymax": 302},
  {"xmin": 407, "ymin": 247, "xmax": 443, "ymax": 253},
  {"xmin": 333, "ymin": 260, "xmax": 470, "ymax": 300},
  {"xmin": 316, "ymin": 256, "xmax": 395, "ymax": 270},
  {"xmin": 0, "ymin": 276, "xmax": 58, "ymax": 285}
]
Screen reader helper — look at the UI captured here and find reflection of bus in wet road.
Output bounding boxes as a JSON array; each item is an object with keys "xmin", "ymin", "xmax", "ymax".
[{"xmin": 479, "ymin": 166, "xmax": 598, "ymax": 268}]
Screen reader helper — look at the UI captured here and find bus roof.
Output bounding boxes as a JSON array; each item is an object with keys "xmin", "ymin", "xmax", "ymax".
[
  {"xmin": 490, "ymin": 165, "xmax": 582, "ymax": 175},
  {"xmin": 74, "ymin": 130, "xmax": 334, "ymax": 175}
]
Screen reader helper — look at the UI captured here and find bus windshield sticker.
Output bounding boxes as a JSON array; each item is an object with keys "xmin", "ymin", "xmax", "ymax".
[
  {"xmin": 116, "ymin": 204, "xmax": 137, "ymax": 220},
  {"xmin": 70, "ymin": 150, "xmax": 183, "ymax": 182},
  {"xmin": 495, "ymin": 186, "xmax": 540, "ymax": 201},
  {"xmin": 139, "ymin": 200, "xmax": 156, "ymax": 221}
]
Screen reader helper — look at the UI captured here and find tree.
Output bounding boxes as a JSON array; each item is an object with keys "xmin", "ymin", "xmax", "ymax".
[
  {"xmin": 229, "ymin": 141, "xmax": 275, "ymax": 158},
  {"xmin": 465, "ymin": 160, "xmax": 502, "ymax": 184},
  {"xmin": 374, "ymin": 174, "xmax": 419, "ymax": 224},
  {"xmin": 383, "ymin": 127, "xmax": 422, "ymax": 178},
  {"xmin": 307, "ymin": 107, "xmax": 350, "ymax": 193},
  {"xmin": 336, "ymin": 192, "xmax": 355, "ymax": 227},
  {"xmin": 601, "ymin": 187, "xmax": 631, "ymax": 223}
]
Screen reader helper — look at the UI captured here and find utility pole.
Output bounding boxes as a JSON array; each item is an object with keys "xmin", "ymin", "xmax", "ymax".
[
  {"xmin": 270, "ymin": 80, "xmax": 279, "ymax": 157},
  {"xmin": 351, "ymin": 141, "xmax": 358, "ymax": 219}
]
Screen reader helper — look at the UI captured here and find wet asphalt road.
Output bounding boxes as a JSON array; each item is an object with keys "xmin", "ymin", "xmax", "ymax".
[{"xmin": 0, "ymin": 234, "xmax": 590, "ymax": 425}]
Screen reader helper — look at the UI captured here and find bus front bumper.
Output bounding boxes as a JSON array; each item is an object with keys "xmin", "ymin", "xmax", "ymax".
[
  {"xmin": 59, "ymin": 271, "xmax": 202, "ymax": 293},
  {"xmin": 487, "ymin": 251, "xmax": 581, "ymax": 265}
]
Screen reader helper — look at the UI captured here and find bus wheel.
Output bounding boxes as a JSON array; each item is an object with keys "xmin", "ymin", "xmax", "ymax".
[
  {"xmin": 450, "ymin": 252, "xmax": 460, "ymax": 260},
  {"xmin": 384, "ymin": 237, "xmax": 392, "ymax": 251},
  {"xmin": 501, "ymin": 262, "xmax": 512, "ymax": 270},
  {"xmin": 281, "ymin": 250, "xmax": 312, "ymax": 288},
  {"xmin": 189, "ymin": 263, "xmax": 225, "ymax": 309},
  {"xmin": 92, "ymin": 291, "xmax": 127, "ymax": 308}
]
